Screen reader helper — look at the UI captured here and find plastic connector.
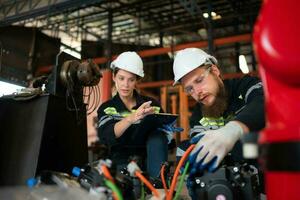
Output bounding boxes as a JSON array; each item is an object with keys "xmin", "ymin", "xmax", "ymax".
[
  {"xmin": 27, "ymin": 177, "xmax": 38, "ymax": 188},
  {"xmin": 72, "ymin": 166, "xmax": 81, "ymax": 177},
  {"xmin": 98, "ymin": 159, "xmax": 112, "ymax": 168},
  {"xmin": 127, "ymin": 161, "xmax": 141, "ymax": 177}
]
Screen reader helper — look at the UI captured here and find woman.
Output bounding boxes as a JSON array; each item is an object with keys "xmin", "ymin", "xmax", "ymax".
[{"xmin": 97, "ymin": 51, "xmax": 168, "ymax": 178}]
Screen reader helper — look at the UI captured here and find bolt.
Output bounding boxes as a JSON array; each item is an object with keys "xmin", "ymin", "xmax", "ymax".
[
  {"xmin": 195, "ymin": 178, "xmax": 201, "ymax": 184},
  {"xmin": 200, "ymin": 182, "xmax": 206, "ymax": 187},
  {"xmin": 233, "ymin": 167, "xmax": 239, "ymax": 172}
]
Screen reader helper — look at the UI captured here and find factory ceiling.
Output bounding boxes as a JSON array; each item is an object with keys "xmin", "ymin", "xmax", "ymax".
[
  {"xmin": 0, "ymin": 0, "xmax": 262, "ymax": 86},
  {"xmin": 0, "ymin": 0, "xmax": 262, "ymax": 46}
]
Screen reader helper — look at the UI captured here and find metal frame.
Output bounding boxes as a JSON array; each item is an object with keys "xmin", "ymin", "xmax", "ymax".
[{"xmin": 0, "ymin": 0, "xmax": 261, "ymax": 46}]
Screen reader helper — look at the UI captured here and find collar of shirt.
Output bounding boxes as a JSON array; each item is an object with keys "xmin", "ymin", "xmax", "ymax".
[{"xmin": 112, "ymin": 90, "xmax": 144, "ymax": 112}]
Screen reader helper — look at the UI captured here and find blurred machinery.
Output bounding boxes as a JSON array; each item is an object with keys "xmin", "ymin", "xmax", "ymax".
[
  {"xmin": 0, "ymin": 53, "xmax": 102, "ymax": 186},
  {"xmin": 44, "ymin": 52, "xmax": 102, "ymax": 117},
  {"xmin": 254, "ymin": 0, "xmax": 300, "ymax": 199}
]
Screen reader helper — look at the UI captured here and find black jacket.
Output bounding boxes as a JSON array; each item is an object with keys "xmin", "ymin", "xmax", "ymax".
[
  {"xmin": 190, "ymin": 75, "xmax": 265, "ymax": 134},
  {"xmin": 186, "ymin": 75, "xmax": 265, "ymax": 162},
  {"xmin": 97, "ymin": 90, "xmax": 163, "ymax": 164}
]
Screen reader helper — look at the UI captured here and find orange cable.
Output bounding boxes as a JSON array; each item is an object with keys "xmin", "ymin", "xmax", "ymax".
[
  {"xmin": 101, "ymin": 165, "xmax": 115, "ymax": 183},
  {"xmin": 160, "ymin": 164, "xmax": 168, "ymax": 195},
  {"xmin": 135, "ymin": 171, "xmax": 160, "ymax": 198},
  {"xmin": 166, "ymin": 144, "xmax": 195, "ymax": 200},
  {"xmin": 112, "ymin": 192, "xmax": 118, "ymax": 200}
]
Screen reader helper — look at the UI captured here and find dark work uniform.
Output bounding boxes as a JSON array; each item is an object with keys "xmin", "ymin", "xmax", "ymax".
[
  {"xmin": 177, "ymin": 75, "xmax": 265, "ymax": 159},
  {"xmin": 182, "ymin": 75, "xmax": 266, "ymax": 199},
  {"xmin": 97, "ymin": 90, "xmax": 168, "ymax": 176}
]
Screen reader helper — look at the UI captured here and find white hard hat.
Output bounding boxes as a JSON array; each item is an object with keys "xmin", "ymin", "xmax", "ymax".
[
  {"xmin": 110, "ymin": 51, "xmax": 144, "ymax": 77},
  {"xmin": 173, "ymin": 48, "xmax": 217, "ymax": 85}
]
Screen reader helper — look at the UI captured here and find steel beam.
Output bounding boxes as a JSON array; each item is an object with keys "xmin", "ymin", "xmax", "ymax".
[
  {"xmin": 137, "ymin": 71, "xmax": 258, "ymax": 89},
  {"xmin": 0, "ymin": 0, "xmax": 104, "ymax": 27},
  {"xmin": 79, "ymin": 34, "xmax": 251, "ymax": 66}
]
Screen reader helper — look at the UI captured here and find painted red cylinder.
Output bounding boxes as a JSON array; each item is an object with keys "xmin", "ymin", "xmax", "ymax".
[
  {"xmin": 100, "ymin": 69, "xmax": 112, "ymax": 104},
  {"xmin": 253, "ymin": 0, "xmax": 300, "ymax": 199}
]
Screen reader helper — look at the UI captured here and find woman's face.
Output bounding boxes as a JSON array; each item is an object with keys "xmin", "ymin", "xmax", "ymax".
[{"xmin": 113, "ymin": 69, "xmax": 138, "ymax": 98}]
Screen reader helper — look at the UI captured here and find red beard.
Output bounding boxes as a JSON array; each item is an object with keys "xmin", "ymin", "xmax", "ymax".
[{"xmin": 201, "ymin": 81, "xmax": 228, "ymax": 118}]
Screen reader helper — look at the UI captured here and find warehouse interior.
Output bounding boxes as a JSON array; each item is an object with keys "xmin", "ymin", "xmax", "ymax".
[{"xmin": 0, "ymin": 0, "xmax": 299, "ymax": 199}]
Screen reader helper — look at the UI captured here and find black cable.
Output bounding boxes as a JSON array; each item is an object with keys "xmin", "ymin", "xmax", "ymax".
[
  {"xmin": 87, "ymin": 85, "xmax": 100, "ymax": 115},
  {"xmin": 87, "ymin": 86, "xmax": 96, "ymax": 115},
  {"xmin": 95, "ymin": 84, "xmax": 101, "ymax": 109},
  {"xmin": 86, "ymin": 87, "xmax": 92, "ymax": 114},
  {"xmin": 0, "ymin": 40, "xmax": 3, "ymax": 73},
  {"xmin": 65, "ymin": 74, "xmax": 80, "ymax": 123},
  {"xmin": 93, "ymin": 85, "xmax": 101, "ymax": 112},
  {"xmin": 83, "ymin": 86, "xmax": 93, "ymax": 97}
]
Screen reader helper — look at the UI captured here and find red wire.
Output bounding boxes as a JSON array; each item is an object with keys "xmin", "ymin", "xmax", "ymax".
[
  {"xmin": 135, "ymin": 171, "xmax": 160, "ymax": 198},
  {"xmin": 160, "ymin": 164, "xmax": 168, "ymax": 195},
  {"xmin": 101, "ymin": 165, "xmax": 115, "ymax": 183},
  {"xmin": 166, "ymin": 144, "xmax": 195, "ymax": 200}
]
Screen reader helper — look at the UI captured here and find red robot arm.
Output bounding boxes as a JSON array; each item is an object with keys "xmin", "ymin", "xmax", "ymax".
[{"xmin": 254, "ymin": 0, "xmax": 300, "ymax": 199}]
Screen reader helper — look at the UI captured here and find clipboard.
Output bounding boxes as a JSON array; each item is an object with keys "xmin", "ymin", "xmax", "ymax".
[
  {"xmin": 131, "ymin": 113, "xmax": 178, "ymax": 141},
  {"xmin": 142, "ymin": 113, "xmax": 178, "ymax": 125}
]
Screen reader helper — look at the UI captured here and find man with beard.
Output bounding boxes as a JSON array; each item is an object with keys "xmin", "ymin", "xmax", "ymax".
[{"xmin": 173, "ymin": 48, "xmax": 265, "ymax": 175}]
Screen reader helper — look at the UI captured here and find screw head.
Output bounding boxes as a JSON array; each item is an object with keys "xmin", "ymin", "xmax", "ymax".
[{"xmin": 233, "ymin": 167, "xmax": 239, "ymax": 172}]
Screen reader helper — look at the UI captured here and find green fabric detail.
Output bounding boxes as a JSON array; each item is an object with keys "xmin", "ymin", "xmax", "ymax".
[
  {"xmin": 120, "ymin": 111, "xmax": 131, "ymax": 117},
  {"xmin": 152, "ymin": 106, "xmax": 160, "ymax": 114},
  {"xmin": 200, "ymin": 117, "xmax": 224, "ymax": 126},
  {"xmin": 104, "ymin": 107, "xmax": 118, "ymax": 115},
  {"xmin": 199, "ymin": 115, "xmax": 235, "ymax": 127},
  {"xmin": 104, "ymin": 106, "xmax": 160, "ymax": 117}
]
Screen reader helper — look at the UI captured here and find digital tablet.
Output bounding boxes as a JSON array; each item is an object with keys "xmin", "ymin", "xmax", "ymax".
[
  {"xmin": 130, "ymin": 113, "xmax": 178, "ymax": 140},
  {"xmin": 143, "ymin": 113, "xmax": 178, "ymax": 125}
]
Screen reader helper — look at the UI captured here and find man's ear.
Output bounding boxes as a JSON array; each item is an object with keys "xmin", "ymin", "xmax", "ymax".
[{"xmin": 211, "ymin": 65, "xmax": 220, "ymax": 77}]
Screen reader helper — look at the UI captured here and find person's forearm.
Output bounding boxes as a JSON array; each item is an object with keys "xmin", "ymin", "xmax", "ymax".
[
  {"xmin": 232, "ymin": 120, "xmax": 249, "ymax": 134},
  {"xmin": 114, "ymin": 117, "xmax": 132, "ymax": 138},
  {"xmin": 114, "ymin": 101, "xmax": 154, "ymax": 138}
]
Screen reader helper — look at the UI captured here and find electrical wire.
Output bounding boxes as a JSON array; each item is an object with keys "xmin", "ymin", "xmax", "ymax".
[
  {"xmin": 173, "ymin": 161, "xmax": 190, "ymax": 200},
  {"xmin": 141, "ymin": 182, "xmax": 145, "ymax": 200},
  {"xmin": 166, "ymin": 144, "xmax": 195, "ymax": 200},
  {"xmin": 0, "ymin": 41, "xmax": 3, "ymax": 73},
  {"xmin": 160, "ymin": 164, "xmax": 168, "ymax": 195},
  {"xmin": 85, "ymin": 85, "xmax": 101, "ymax": 115},
  {"xmin": 100, "ymin": 165, "xmax": 114, "ymax": 183},
  {"xmin": 135, "ymin": 171, "xmax": 160, "ymax": 198},
  {"xmin": 104, "ymin": 179, "xmax": 123, "ymax": 200},
  {"xmin": 90, "ymin": 86, "xmax": 98, "ymax": 113},
  {"xmin": 94, "ymin": 85, "xmax": 101, "ymax": 109},
  {"xmin": 84, "ymin": 86, "xmax": 92, "ymax": 112}
]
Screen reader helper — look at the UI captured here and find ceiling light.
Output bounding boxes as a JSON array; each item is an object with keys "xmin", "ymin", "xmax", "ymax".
[{"xmin": 203, "ymin": 12, "xmax": 221, "ymax": 20}]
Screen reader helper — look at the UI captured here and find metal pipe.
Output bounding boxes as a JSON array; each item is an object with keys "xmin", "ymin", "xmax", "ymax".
[{"xmin": 36, "ymin": 34, "xmax": 251, "ymax": 74}]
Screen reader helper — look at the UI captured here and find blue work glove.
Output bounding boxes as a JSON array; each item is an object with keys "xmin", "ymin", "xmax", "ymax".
[
  {"xmin": 188, "ymin": 121, "xmax": 244, "ymax": 176},
  {"xmin": 158, "ymin": 120, "xmax": 184, "ymax": 143}
]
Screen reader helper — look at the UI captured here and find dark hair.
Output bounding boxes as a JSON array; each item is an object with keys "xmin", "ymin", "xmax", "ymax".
[
  {"xmin": 112, "ymin": 67, "xmax": 120, "ymax": 76},
  {"xmin": 112, "ymin": 67, "xmax": 142, "ymax": 80}
]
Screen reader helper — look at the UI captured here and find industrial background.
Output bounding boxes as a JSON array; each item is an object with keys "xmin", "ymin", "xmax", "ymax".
[
  {"xmin": 0, "ymin": 0, "xmax": 262, "ymax": 145},
  {"xmin": 1, "ymin": 1, "xmax": 300, "ymax": 200}
]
